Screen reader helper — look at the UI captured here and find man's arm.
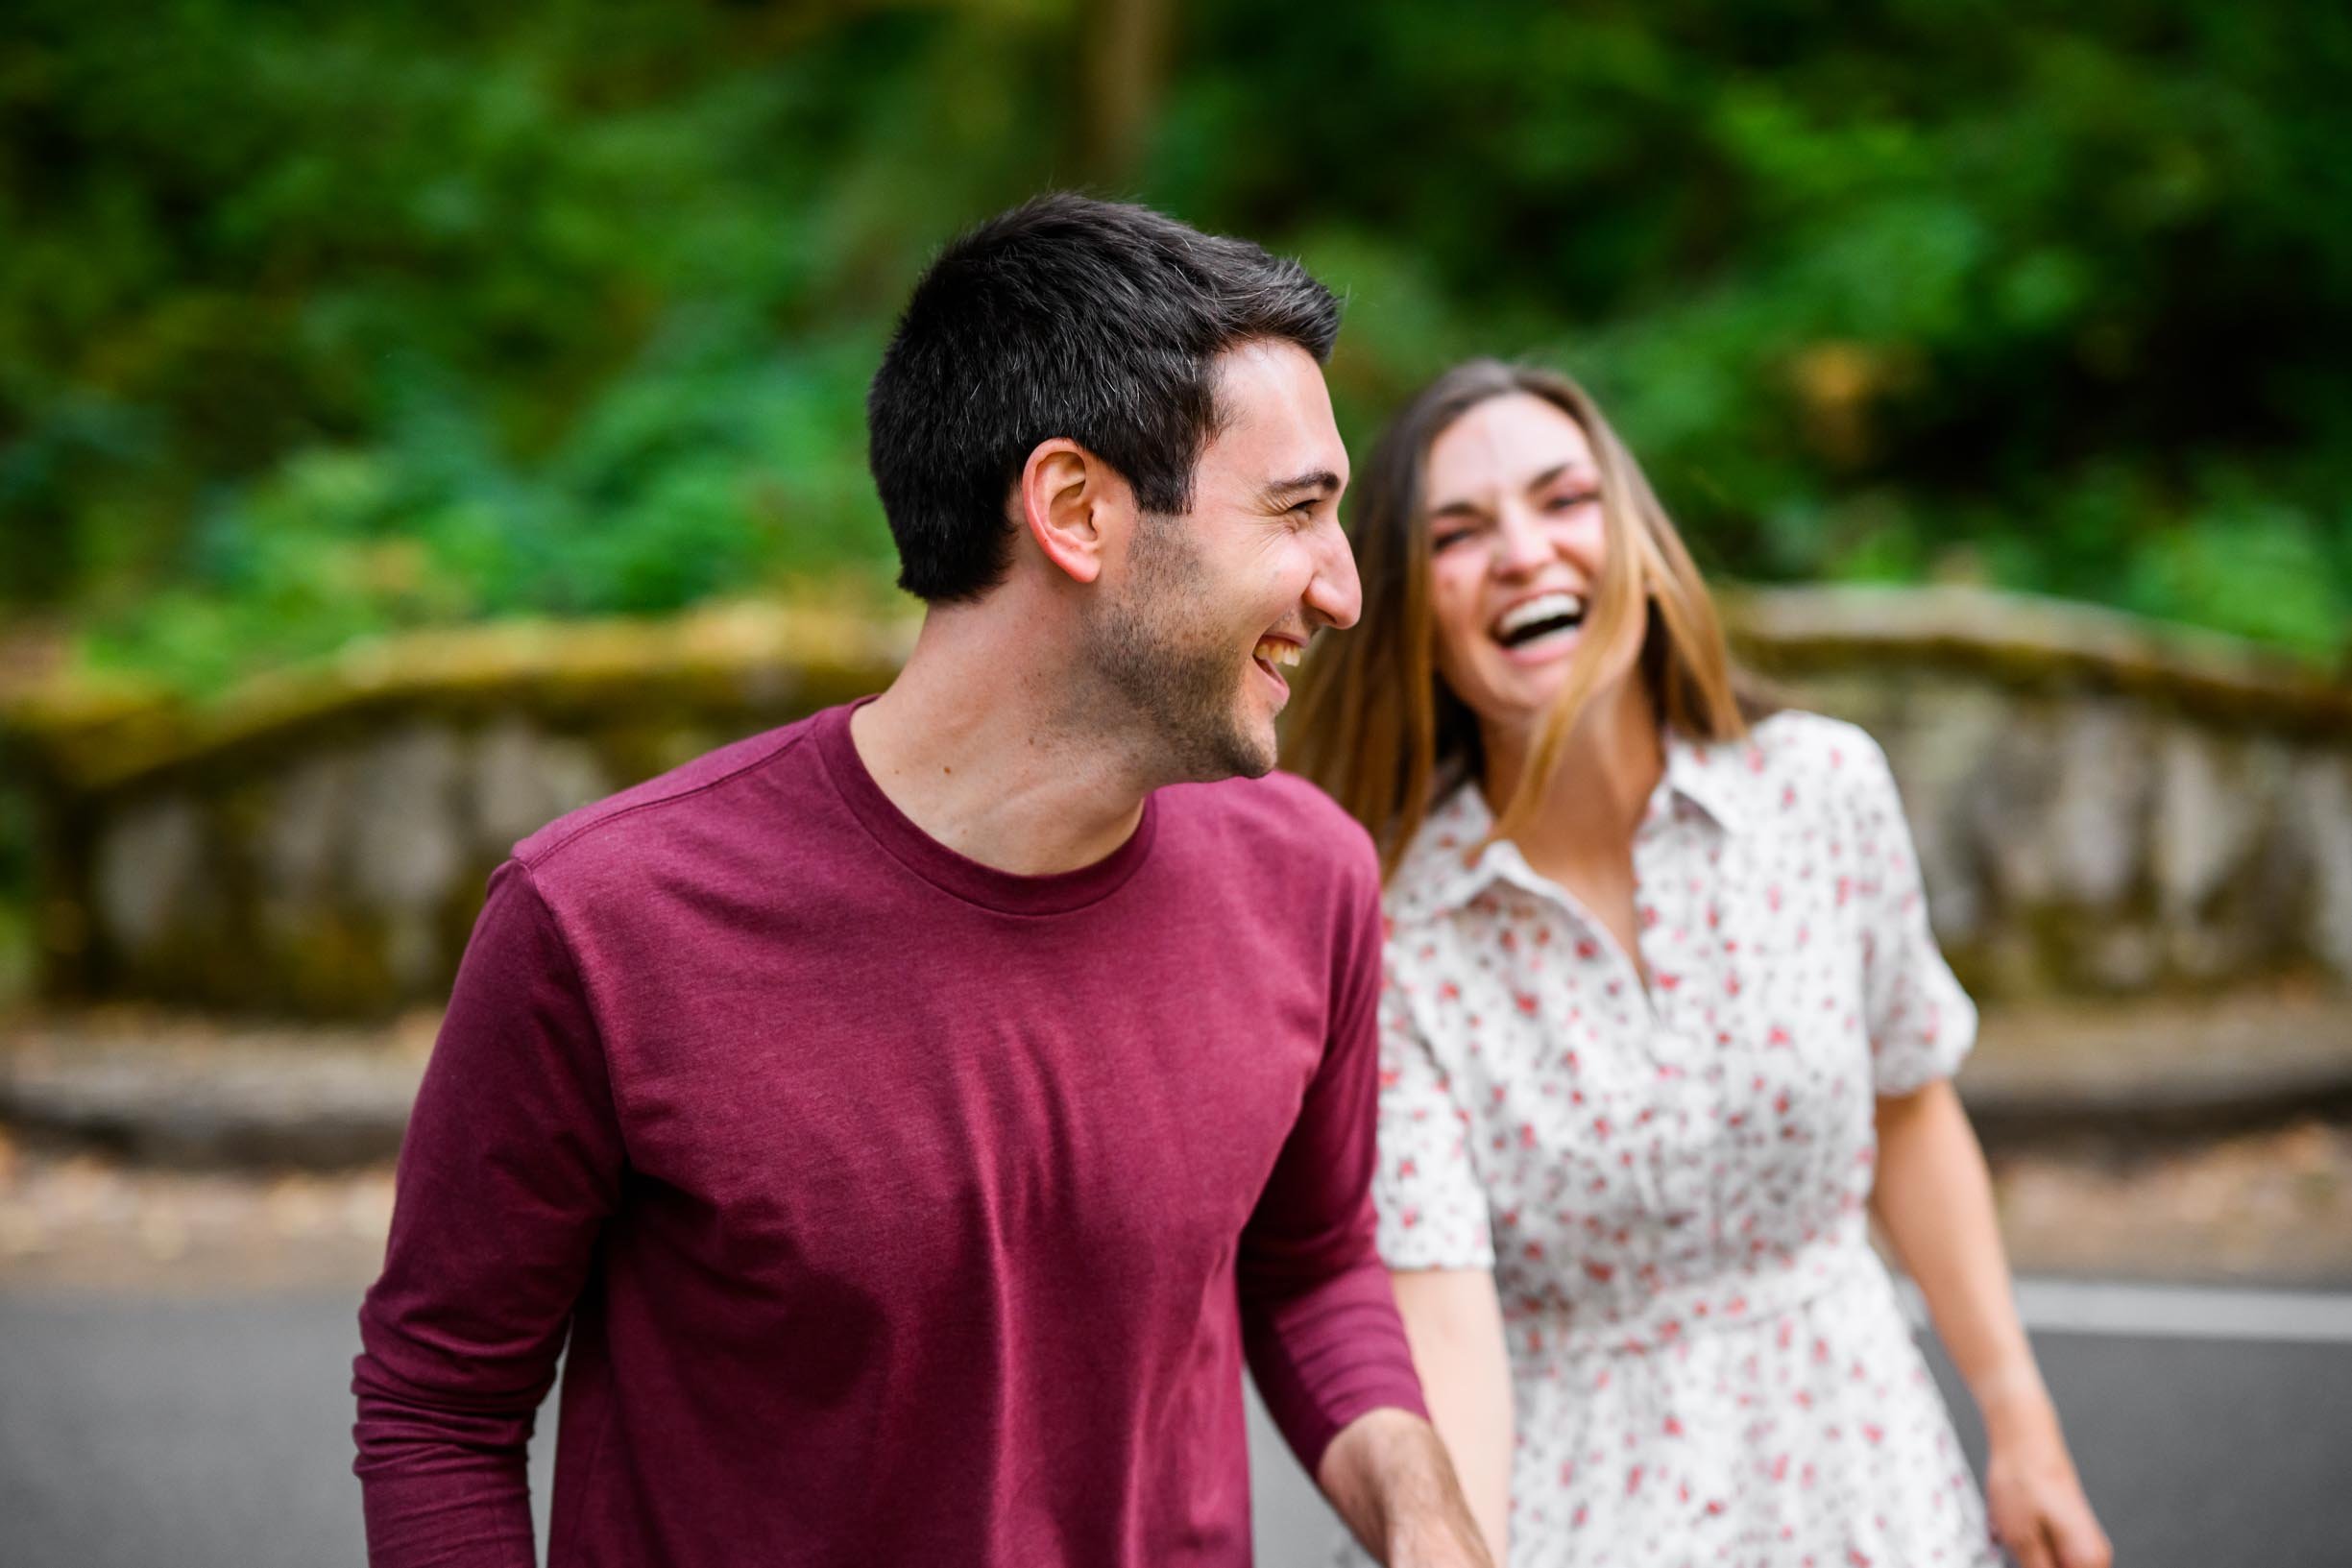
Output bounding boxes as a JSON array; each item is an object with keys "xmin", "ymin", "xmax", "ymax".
[
  {"xmin": 1235, "ymin": 866, "xmax": 1490, "ymax": 1567},
  {"xmin": 352, "ymin": 860, "xmax": 623, "ymax": 1568},
  {"xmin": 1320, "ymin": 1409, "xmax": 1495, "ymax": 1568}
]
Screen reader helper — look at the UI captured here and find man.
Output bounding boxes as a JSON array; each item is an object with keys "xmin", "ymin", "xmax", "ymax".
[{"xmin": 353, "ymin": 193, "xmax": 1490, "ymax": 1568}]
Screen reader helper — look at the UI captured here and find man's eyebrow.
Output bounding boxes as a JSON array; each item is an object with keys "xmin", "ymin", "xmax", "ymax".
[{"xmin": 1257, "ymin": 470, "xmax": 1344, "ymax": 508}]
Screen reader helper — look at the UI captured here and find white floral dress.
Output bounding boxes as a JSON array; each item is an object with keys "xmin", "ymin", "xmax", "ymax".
[{"xmin": 1346, "ymin": 712, "xmax": 1998, "ymax": 1568}]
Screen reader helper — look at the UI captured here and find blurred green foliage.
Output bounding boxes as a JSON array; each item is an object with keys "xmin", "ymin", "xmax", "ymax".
[{"xmin": 4, "ymin": 0, "xmax": 2349, "ymax": 695}]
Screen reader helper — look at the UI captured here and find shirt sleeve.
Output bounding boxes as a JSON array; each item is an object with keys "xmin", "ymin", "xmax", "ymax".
[
  {"xmin": 352, "ymin": 859, "xmax": 624, "ymax": 1568},
  {"xmin": 1844, "ymin": 733, "xmax": 1977, "ymax": 1096},
  {"xmin": 1235, "ymin": 864, "xmax": 1431, "ymax": 1479},
  {"xmin": 1370, "ymin": 965, "xmax": 1495, "ymax": 1271}
]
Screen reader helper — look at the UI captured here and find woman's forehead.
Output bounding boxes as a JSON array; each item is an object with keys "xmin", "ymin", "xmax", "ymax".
[{"xmin": 1427, "ymin": 394, "xmax": 1595, "ymax": 500}]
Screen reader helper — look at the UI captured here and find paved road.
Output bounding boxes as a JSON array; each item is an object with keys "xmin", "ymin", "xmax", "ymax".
[{"xmin": 3, "ymin": 1282, "xmax": 2348, "ymax": 1567}]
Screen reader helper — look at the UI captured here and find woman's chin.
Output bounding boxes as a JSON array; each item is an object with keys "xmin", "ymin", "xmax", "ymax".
[
  {"xmin": 1499, "ymin": 628, "xmax": 1584, "ymax": 669},
  {"xmin": 1458, "ymin": 669, "xmax": 1570, "ymax": 733},
  {"xmin": 1459, "ymin": 651, "xmax": 1650, "ymax": 736}
]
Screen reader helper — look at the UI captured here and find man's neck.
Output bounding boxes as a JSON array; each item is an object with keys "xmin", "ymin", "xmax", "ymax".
[{"xmin": 849, "ymin": 600, "xmax": 1160, "ymax": 877}]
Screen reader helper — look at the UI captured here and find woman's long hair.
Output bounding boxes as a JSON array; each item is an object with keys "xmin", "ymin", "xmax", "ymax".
[{"xmin": 1287, "ymin": 359, "xmax": 1772, "ymax": 880}]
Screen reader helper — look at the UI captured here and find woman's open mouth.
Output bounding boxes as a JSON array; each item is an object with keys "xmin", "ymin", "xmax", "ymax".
[{"xmin": 1490, "ymin": 591, "xmax": 1586, "ymax": 659}]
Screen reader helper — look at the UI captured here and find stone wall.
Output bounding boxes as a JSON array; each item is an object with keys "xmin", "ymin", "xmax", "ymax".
[
  {"xmin": 6, "ymin": 605, "xmax": 910, "ymax": 1014},
  {"xmin": 1732, "ymin": 588, "xmax": 2351, "ymax": 1001},
  {"xmin": 5, "ymin": 588, "xmax": 2347, "ymax": 1015}
]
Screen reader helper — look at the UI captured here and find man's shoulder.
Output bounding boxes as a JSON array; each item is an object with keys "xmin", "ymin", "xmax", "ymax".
[
  {"xmin": 511, "ymin": 710, "xmax": 833, "ymax": 881},
  {"xmin": 1156, "ymin": 769, "xmax": 1379, "ymax": 890}
]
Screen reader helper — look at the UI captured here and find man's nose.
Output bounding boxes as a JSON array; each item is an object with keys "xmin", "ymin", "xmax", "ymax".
[{"xmin": 1308, "ymin": 517, "xmax": 1364, "ymax": 632}]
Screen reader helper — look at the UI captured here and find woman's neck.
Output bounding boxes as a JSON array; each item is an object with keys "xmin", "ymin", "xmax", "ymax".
[{"xmin": 1480, "ymin": 674, "xmax": 1663, "ymax": 865}]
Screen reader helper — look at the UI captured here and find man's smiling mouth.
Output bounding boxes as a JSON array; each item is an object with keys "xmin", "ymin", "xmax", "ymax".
[
  {"xmin": 1252, "ymin": 637, "xmax": 1304, "ymax": 670},
  {"xmin": 1250, "ymin": 635, "xmax": 1302, "ymax": 703}
]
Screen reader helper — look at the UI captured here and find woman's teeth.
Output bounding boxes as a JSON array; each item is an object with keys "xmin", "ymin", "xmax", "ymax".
[
  {"xmin": 1493, "ymin": 591, "xmax": 1586, "ymax": 647},
  {"xmin": 1254, "ymin": 638, "xmax": 1302, "ymax": 668}
]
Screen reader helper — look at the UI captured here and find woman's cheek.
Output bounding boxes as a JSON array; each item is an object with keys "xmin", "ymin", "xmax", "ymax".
[
  {"xmin": 1433, "ymin": 608, "xmax": 1491, "ymax": 703},
  {"xmin": 1430, "ymin": 567, "xmax": 1486, "ymax": 668}
]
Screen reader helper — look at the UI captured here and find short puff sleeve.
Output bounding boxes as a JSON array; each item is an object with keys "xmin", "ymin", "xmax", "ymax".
[
  {"xmin": 1370, "ymin": 963, "xmax": 1495, "ymax": 1270},
  {"xmin": 1845, "ymin": 735, "xmax": 1977, "ymax": 1096}
]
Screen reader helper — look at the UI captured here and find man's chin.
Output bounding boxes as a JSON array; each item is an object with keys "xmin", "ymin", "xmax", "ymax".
[
  {"xmin": 1228, "ymin": 739, "xmax": 1278, "ymax": 781},
  {"xmin": 1168, "ymin": 712, "xmax": 1276, "ymax": 784},
  {"xmin": 1224, "ymin": 712, "xmax": 1280, "ymax": 781}
]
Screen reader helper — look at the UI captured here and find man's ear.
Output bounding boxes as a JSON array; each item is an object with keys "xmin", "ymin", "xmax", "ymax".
[{"xmin": 1017, "ymin": 439, "xmax": 1130, "ymax": 586}]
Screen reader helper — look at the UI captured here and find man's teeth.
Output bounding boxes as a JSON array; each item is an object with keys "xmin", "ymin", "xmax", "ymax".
[
  {"xmin": 1254, "ymin": 638, "xmax": 1302, "ymax": 668},
  {"xmin": 1494, "ymin": 591, "xmax": 1586, "ymax": 640}
]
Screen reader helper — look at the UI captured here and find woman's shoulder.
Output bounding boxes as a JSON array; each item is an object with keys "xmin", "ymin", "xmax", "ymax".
[
  {"xmin": 1381, "ymin": 782, "xmax": 1493, "ymax": 928},
  {"xmin": 1681, "ymin": 709, "xmax": 1900, "ymax": 821},
  {"xmin": 1741, "ymin": 708, "xmax": 1889, "ymax": 770}
]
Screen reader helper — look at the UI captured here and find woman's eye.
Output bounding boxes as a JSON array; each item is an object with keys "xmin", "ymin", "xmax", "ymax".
[
  {"xmin": 1546, "ymin": 490, "xmax": 1601, "ymax": 513},
  {"xmin": 1430, "ymin": 529, "xmax": 1470, "ymax": 553}
]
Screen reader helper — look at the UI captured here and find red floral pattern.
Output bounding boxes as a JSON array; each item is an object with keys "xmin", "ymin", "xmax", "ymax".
[{"xmin": 1349, "ymin": 712, "xmax": 1996, "ymax": 1566}]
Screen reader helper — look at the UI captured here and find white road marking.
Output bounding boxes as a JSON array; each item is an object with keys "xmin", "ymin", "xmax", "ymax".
[{"xmin": 1901, "ymin": 1277, "xmax": 2352, "ymax": 1344}]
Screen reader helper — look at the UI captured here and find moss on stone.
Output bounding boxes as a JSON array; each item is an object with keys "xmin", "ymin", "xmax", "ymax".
[{"xmin": 4, "ymin": 586, "xmax": 2346, "ymax": 1016}]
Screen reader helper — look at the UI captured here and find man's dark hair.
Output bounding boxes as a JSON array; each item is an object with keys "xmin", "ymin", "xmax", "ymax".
[{"xmin": 867, "ymin": 193, "xmax": 1342, "ymax": 603}]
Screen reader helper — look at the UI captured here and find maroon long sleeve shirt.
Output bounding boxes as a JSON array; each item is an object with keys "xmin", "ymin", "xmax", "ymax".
[{"xmin": 352, "ymin": 700, "xmax": 1427, "ymax": 1566}]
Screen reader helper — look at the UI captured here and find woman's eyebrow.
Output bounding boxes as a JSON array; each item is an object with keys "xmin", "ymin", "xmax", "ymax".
[
  {"xmin": 1522, "ymin": 462, "xmax": 1600, "ymax": 494},
  {"xmin": 1431, "ymin": 462, "xmax": 1599, "ymax": 520}
]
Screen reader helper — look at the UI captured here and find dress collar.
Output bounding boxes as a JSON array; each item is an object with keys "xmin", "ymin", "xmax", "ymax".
[
  {"xmin": 1658, "ymin": 724, "xmax": 1754, "ymax": 839},
  {"xmin": 1389, "ymin": 727, "xmax": 1753, "ymax": 924}
]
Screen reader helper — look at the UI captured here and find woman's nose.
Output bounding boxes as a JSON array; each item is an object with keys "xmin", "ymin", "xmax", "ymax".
[{"xmin": 1491, "ymin": 501, "xmax": 1553, "ymax": 576}]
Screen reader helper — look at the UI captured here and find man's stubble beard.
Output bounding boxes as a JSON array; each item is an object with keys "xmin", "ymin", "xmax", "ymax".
[{"xmin": 1079, "ymin": 514, "xmax": 1274, "ymax": 784}]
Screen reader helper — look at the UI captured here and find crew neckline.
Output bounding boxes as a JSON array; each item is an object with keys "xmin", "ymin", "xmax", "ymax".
[{"xmin": 813, "ymin": 698, "xmax": 1160, "ymax": 917}]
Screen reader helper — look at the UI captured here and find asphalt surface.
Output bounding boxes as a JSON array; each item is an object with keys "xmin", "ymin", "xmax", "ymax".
[{"xmin": 2, "ymin": 1284, "xmax": 2348, "ymax": 1567}]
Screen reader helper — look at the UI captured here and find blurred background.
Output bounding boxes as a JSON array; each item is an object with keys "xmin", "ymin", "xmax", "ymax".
[{"xmin": 1, "ymin": 1, "xmax": 2348, "ymax": 1564}]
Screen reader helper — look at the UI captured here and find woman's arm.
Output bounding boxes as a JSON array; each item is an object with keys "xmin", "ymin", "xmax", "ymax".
[
  {"xmin": 1870, "ymin": 1079, "xmax": 2112, "ymax": 1568},
  {"xmin": 1388, "ymin": 1267, "xmax": 1515, "ymax": 1565}
]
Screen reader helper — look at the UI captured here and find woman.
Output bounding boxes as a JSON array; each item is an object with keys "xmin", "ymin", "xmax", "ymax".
[{"xmin": 1290, "ymin": 361, "xmax": 2110, "ymax": 1568}]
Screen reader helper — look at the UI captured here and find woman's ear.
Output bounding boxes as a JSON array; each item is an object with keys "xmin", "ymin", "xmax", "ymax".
[{"xmin": 1018, "ymin": 438, "xmax": 1131, "ymax": 586}]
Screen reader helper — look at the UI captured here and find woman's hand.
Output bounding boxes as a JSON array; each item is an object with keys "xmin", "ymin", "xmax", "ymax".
[
  {"xmin": 1980, "ymin": 1374, "xmax": 2112, "ymax": 1568},
  {"xmin": 1870, "ymin": 1084, "xmax": 2113, "ymax": 1566}
]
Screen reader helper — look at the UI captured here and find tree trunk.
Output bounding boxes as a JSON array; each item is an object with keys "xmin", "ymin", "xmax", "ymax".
[{"xmin": 1073, "ymin": 0, "xmax": 1174, "ymax": 189}]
